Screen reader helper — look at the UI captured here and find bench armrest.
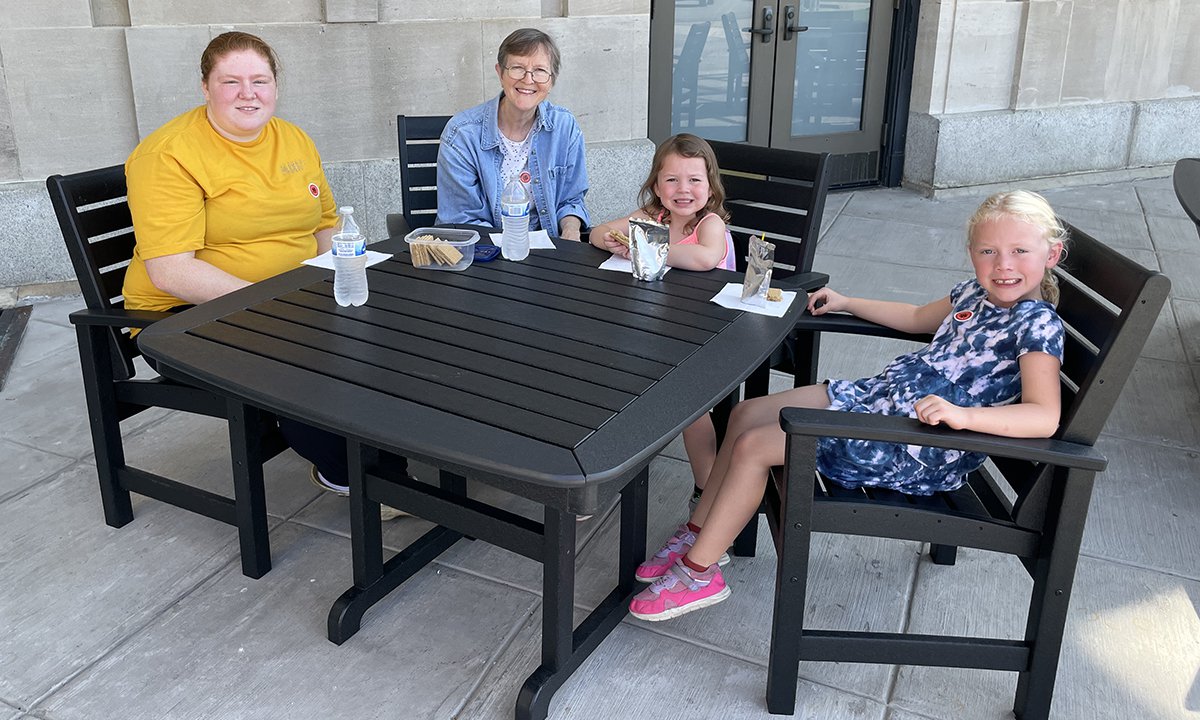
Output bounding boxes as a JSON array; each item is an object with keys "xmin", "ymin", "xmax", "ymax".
[
  {"xmin": 775, "ymin": 271, "xmax": 830, "ymax": 293},
  {"xmin": 69, "ymin": 307, "xmax": 172, "ymax": 329},
  {"xmin": 792, "ymin": 312, "xmax": 934, "ymax": 344},
  {"xmin": 779, "ymin": 407, "xmax": 1107, "ymax": 472}
]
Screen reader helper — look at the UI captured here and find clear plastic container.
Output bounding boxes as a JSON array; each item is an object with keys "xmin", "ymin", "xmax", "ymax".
[{"xmin": 404, "ymin": 227, "xmax": 480, "ymax": 271}]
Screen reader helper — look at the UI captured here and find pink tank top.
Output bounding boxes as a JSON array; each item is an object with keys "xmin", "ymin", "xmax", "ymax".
[{"xmin": 660, "ymin": 212, "xmax": 737, "ymax": 271}]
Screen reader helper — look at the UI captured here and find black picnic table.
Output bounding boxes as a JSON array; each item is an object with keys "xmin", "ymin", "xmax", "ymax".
[{"xmin": 137, "ymin": 233, "xmax": 807, "ymax": 720}]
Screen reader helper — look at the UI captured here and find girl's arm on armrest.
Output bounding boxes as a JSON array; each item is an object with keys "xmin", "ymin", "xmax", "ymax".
[{"xmin": 809, "ymin": 288, "xmax": 951, "ymax": 335}]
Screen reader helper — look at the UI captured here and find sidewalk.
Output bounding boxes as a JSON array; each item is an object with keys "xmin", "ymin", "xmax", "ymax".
[{"xmin": 1, "ymin": 176, "xmax": 1197, "ymax": 720}]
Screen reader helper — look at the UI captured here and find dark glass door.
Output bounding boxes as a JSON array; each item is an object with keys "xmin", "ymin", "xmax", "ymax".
[{"xmin": 650, "ymin": 0, "xmax": 897, "ymax": 185}]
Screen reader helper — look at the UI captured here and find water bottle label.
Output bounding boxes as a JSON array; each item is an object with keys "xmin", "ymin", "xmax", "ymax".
[
  {"xmin": 332, "ymin": 234, "xmax": 365, "ymax": 257},
  {"xmin": 501, "ymin": 202, "xmax": 529, "ymax": 219}
]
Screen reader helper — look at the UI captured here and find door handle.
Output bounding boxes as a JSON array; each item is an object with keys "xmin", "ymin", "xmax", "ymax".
[
  {"xmin": 783, "ymin": 5, "xmax": 809, "ymax": 41},
  {"xmin": 744, "ymin": 6, "xmax": 775, "ymax": 43}
]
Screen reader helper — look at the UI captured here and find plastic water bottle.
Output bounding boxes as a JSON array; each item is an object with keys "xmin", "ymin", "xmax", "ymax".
[
  {"xmin": 332, "ymin": 206, "xmax": 368, "ymax": 307},
  {"xmin": 500, "ymin": 176, "xmax": 530, "ymax": 261}
]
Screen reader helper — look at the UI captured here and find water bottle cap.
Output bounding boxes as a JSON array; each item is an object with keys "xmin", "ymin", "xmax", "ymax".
[{"xmin": 339, "ymin": 206, "xmax": 354, "ymax": 214}]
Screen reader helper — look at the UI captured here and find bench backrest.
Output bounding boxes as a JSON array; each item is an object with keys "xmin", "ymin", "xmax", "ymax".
[
  {"xmin": 397, "ymin": 114, "xmax": 452, "ymax": 233},
  {"xmin": 707, "ymin": 141, "xmax": 831, "ymax": 281},
  {"xmin": 1051, "ymin": 221, "xmax": 1169, "ymax": 444},
  {"xmin": 989, "ymin": 220, "xmax": 1170, "ymax": 511},
  {"xmin": 47, "ymin": 165, "xmax": 139, "ymax": 380}
]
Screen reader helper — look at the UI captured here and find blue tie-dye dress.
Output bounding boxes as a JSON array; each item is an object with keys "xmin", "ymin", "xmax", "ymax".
[{"xmin": 817, "ymin": 279, "xmax": 1065, "ymax": 495}]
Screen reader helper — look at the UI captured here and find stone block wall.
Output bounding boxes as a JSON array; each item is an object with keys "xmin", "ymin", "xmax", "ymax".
[
  {"xmin": 0, "ymin": 5, "xmax": 652, "ymax": 294},
  {"xmin": 904, "ymin": 0, "xmax": 1200, "ymax": 194}
]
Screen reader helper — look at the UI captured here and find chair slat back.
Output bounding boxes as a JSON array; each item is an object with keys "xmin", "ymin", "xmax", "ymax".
[
  {"xmin": 1052, "ymin": 221, "xmax": 1170, "ymax": 445},
  {"xmin": 707, "ymin": 141, "xmax": 831, "ymax": 280},
  {"xmin": 88, "ymin": 231, "xmax": 137, "ymax": 271},
  {"xmin": 398, "ymin": 114, "xmax": 452, "ymax": 233},
  {"xmin": 47, "ymin": 165, "xmax": 139, "ymax": 379}
]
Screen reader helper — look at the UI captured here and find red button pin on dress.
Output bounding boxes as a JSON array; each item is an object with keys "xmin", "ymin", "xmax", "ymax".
[
  {"xmin": 519, "ymin": 170, "xmax": 531, "ymax": 184},
  {"xmin": 308, "ymin": 183, "xmax": 320, "ymax": 197},
  {"xmin": 954, "ymin": 310, "xmax": 973, "ymax": 322}
]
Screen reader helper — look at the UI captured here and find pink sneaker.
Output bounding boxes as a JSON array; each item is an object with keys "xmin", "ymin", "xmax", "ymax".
[
  {"xmin": 635, "ymin": 525, "xmax": 730, "ymax": 582},
  {"xmin": 629, "ymin": 559, "xmax": 731, "ymax": 621}
]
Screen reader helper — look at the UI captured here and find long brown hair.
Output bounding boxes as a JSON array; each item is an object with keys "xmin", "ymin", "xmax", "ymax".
[
  {"xmin": 638, "ymin": 133, "xmax": 730, "ymax": 234},
  {"xmin": 200, "ymin": 31, "xmax": 280, "ymax": 81}
]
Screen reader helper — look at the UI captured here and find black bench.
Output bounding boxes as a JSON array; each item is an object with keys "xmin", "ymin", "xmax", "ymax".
[
  {"xmin": 762, "ymin": 220, "xmax": 1170, "ymax": 719},
  {"xmin": 47, "ymin": 165, "xmax": 287, "ymax": 578}
]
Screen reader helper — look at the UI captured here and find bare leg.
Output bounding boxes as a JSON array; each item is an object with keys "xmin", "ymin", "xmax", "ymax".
[
  {"xmin": 682, "ymin": 413, "xmax": 716, "ymax": 491},
  {"xmin": 687, "ymin": 384, "xmax": 830, "ymax": 565}
]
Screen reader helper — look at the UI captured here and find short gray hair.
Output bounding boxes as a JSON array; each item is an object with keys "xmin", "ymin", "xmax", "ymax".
[{"xmin": 497, "ymin": 28, "xmax": 561, "ymax": 80}]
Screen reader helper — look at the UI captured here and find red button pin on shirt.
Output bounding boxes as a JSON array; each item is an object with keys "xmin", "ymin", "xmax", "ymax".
[
  {"xmin": 308, "ymin": 183, "xmax": 320, "ymax": 197},
  {"xmin": 519, "ymin": 171, "xmax": 531, "ymax": 184},
  {"xmin": 954, "ymin": 310, "xmax": 973, "ymax": 322}
]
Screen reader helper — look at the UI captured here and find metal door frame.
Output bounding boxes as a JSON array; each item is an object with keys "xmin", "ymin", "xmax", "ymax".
[{"xmin": 648, "ymin": 0, "xmax": 920, "ymax": 187}]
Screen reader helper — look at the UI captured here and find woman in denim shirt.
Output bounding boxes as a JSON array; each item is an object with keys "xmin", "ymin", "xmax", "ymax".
[{"xmin": 436, "ymin": 28, "xmax": 589, "ymax": 240}]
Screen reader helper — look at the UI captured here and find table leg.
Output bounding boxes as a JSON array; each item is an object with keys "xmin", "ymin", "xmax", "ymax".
[
  {"xmin": 618, "ymin": 467, "xmax": 649, "ymax": 591},
  {"xmin": 227, "ymin": 400, "xmax": 271, "ymax": 579},
  {"xmin": 347, "ymin": 439, "xmax": 383, "ymax": 585},
  {"xmin": 515, "ymin": 467, "xmax": 649, "ymax": 720},
  {"xmin": 328, "ymin": 442, "xmax": 460, "ymax": 644}
]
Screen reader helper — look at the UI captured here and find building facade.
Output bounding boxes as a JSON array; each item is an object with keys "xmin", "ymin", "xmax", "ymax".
[{"xmin": 0, "ymin": 0, "xmax": 1197, "ymax": 294}]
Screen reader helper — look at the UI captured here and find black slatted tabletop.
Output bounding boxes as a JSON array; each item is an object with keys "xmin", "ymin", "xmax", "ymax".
[{"xmin": 139, "ymin": 236, "xmax": 804, "ymax": 509}]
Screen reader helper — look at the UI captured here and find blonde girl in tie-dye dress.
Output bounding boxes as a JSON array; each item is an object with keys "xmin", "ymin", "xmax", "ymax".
[{"xmin": 630, "ymin": 190, "xmax": 1069, "ymax": 621}]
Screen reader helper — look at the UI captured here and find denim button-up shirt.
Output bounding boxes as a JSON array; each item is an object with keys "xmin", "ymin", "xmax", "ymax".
[{"xmin": 436, "ymin": 94, "xmax": 590, "ymax": 234}]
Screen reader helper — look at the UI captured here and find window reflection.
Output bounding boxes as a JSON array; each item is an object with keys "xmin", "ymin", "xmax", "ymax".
[
  {"xmin": 671, "ymin": 0, "xmax": 751, "ymax": 142},
  {"xmin": 792, "ymin": 1, "xmax": 870, "ymax": 137}
]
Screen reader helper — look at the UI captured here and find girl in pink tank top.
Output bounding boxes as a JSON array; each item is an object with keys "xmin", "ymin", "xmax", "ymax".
[
  {"xmin": 590, "ymin": 133, "xmax": 736, "ymax": 271},
  {"xmin": 589, "ymin": 133, "xmax": 741, "ymax": 550}
]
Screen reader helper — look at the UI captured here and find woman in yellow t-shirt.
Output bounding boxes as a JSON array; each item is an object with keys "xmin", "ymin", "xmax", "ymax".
[
  {"xmin": 123, "ymin": 31, "xmax": 337, "ymax": 311},
  {"xmin": 124, "ymin": 32, "xmax": 409, "ymax": 517}
]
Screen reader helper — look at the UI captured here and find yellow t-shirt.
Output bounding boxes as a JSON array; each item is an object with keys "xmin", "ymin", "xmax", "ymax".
[{"xmin": 122, "ymin": 106, "xmax": 338, "ymax": 312}]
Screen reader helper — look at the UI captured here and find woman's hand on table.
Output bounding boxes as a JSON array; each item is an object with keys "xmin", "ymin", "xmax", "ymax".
[{"xmin": 558, "ymin": 215, "xmax": 583, "ymax": 241}]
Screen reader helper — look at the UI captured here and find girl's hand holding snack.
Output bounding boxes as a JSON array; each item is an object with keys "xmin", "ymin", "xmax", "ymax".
[{"xmin": 604, "ymin": 229, "xmax": 631, "ymax": 259}]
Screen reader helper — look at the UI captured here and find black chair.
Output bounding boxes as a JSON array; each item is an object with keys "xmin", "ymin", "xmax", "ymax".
[
  {"xmin": 704, "ymin": 141, "xmax": 833, "ymax": 554},
  {"xmin": 385, "ymin": 114, "xmax": 452, "ymax": 238},
  {"xmin": 47, "ymin": 165, "xmax": 287, "ymax": 579},
  {"xmin": 1173, "ymin": 157, "xmax": 1200, "ymax": 240},
  {"xmin": 763, "ymin": 222, "xmax": 1170, "ymax": 718},
  {"xmin": 709, "ymin": 140, "xmax": 832, "ymax": 390}
]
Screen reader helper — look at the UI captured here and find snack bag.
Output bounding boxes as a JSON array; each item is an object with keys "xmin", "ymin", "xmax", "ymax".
[
  {"xmin": 741, "ymin": 234, "xmax": 775, "ymax": 306},
  {"xmin": 629, "ymin": 218, "xmax": 670, "ymax": 281}
]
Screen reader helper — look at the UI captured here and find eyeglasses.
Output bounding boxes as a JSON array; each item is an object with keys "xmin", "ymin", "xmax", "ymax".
[{"xmin": 504, "ymin": 65, "xmax": 553, "ymax": 84}]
